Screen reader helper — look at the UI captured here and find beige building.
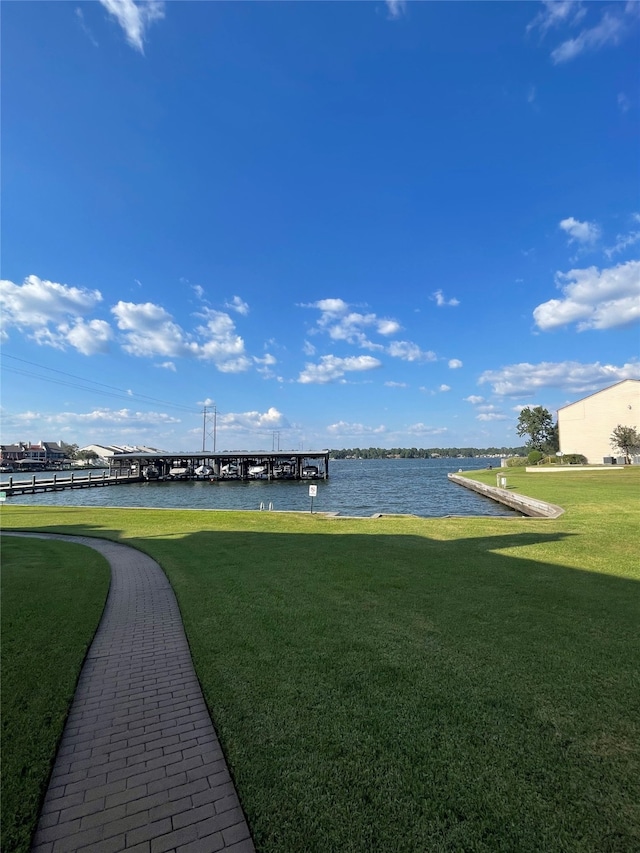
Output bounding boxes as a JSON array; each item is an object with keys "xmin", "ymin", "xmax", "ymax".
[{"xmin": 558, "ymin": 379, "xmax": 640, "ymax": 464}]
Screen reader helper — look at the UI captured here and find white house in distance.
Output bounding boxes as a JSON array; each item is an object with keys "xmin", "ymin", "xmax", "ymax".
[
  {"xmin": 558, "ymin": 379, "xmax": 640, "ymax": 464},
  {"xmin": 79, "ymin": 444, "xmax": 161, "ymax": 463}
]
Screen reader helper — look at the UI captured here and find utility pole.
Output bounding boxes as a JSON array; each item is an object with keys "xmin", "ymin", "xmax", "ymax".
[{"xmin": 202, "ymin": 404, "xmax": 218, "ymax": 452}]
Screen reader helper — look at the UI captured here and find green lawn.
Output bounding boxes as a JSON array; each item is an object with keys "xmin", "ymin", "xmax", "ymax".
[
  {"xmin": 1, "ymin": 536, "xmax": 110, "ymax": 853},
  {"xmin": 1, "ymin": 469, "xmax": 639, "ymax": 852}
]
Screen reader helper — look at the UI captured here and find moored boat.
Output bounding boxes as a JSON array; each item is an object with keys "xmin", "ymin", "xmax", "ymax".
[
  {"xmin": 220, "ymin": 463, "xmax": 239, "ymax": 478},
  {"xmin": 168, "ymin": 466, "xmax": 193, "ymax": 479},
  {"xmin": 194, "ymin": 464, "xmax": 213, "ymax": 478}
]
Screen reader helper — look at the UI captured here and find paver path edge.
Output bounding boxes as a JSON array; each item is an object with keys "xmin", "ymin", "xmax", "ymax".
[{"xmin": 7, "ymin": 532, "xmax": 255, "ymax": 853}]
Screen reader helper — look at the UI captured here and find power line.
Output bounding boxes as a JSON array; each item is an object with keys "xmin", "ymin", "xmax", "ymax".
[{"xmin": 1, "ymin": 354, "xmax": 200, "ymax": 413}]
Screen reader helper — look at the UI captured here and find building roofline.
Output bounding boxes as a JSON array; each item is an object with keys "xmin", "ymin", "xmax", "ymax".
[{"xmin": 557, "ymin": 378, "xmax": 640, "ymax": 412}]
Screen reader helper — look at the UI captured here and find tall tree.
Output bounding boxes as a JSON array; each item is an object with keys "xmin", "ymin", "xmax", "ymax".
[
  {"xmin": 516, "ymin": 406, "xmax": 557, "ymax": 453},
  {"xmin": 610, "ymin": 425, "xmax": 640, "ymax": 464}
]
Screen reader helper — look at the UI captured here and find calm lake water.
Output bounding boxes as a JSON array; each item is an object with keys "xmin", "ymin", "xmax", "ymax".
[{"xmin": 4, "ymin": 458, "xmax": 517, "ymax": 518}]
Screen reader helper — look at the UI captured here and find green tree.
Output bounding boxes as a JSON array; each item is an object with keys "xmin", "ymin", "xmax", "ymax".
[
  {"xmin": 610, "ymin": 425, "xmax": 640, "ymax": 464},
  {"xmin": 545, "ymin": 422, "xmax": 560, "ymax": 455},
  {"xmin": 59, "ymin": 442, "xmax": 79, "ymax": 460},
  {"xmin": 76, "ymin": 450, "xmax": 100, "ymax": 462},
  {"xmin": 516, "ymin": 406, "xmax": 558, "ymax": 453}
]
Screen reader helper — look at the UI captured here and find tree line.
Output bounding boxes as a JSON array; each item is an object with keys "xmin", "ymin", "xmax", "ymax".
[{"xmin": 329, "ymin": 446, "xmax": 527, "ymax": 459}]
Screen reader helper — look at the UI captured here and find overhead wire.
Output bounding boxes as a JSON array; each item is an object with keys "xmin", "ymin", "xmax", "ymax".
[{"xmin": 1, "ymin": 354, "xmax": 202, "ymax": 413}]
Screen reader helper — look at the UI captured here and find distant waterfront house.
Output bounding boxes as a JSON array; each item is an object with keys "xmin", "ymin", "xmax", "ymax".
[
  {"xmin": 79, "ymin": 444, "xmax": 163, "ymax": 463},
  {"xmin": 80, "ymin": 444, "xmax": 126, "ymax": 462},
  {"xmin": 0, "ymin": 443, "xmax": 25, "ymax": 463},
  {"xmin": 0, "ymin": 441, "xmax": 67, "ymax": 468},
  {"xmin": 558, "ymin": 379, "xmax": 640, "ymax": 464}
]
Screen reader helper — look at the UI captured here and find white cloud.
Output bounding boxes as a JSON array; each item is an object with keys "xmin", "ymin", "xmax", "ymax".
[
  {"xmin": 439, "ymin": 384, "xmax": 451, "ymax": 392},
  {"xmin": 533, "ymin": 259, "xmax": 640, "ymax": 331},
  {"xmin": 79, "ymin": 407, "xmax": 180, "ymax": 425},
  {"xmin": 385, "ymin": 381, "xmax": 408, "ymax": 388},
  {"xmin": 298, "ymin": 354, "xmax": 382, "ymax": 384},
  {"xmin": 225, "ymin": 295, "xmax": 249, "ymax": 316},
  {"xmin": 477, "ymin": 412, "xmax": 509, "ymax": 422},
  {"xmin": 387, "ymin": 341, "xmax": 436, "ymax": 362},
  {"xmin": 156, "ymin": 361, "xmax": 176, "ymax": 372},
  {"xmin": 217, "ymin": 407, "xmax": 288, "ymax": 432},
  {"xmin": 192, "ymin": 284, "xmax": 206, "ymax": 300},
  {"xmin": 550, "ymin": 4, "xmax": 640, "ymax": 64},
  {"xmin": 385, "ymin": 0, "xmax": 406, "ymax": 20},
  {"xmin": 254, "ymin": 353, "xmax": 276, "ymax": 367},
  {"xmin": 26, "ymin": 407, "xmax": 180, "ymax": 427},
  {"xmin": 448, "ymin": 359, "xmax": 463, "ymax": 369},
  {"xmin": 604, "ymin": 225, "xmax": 640, "ymax": 258},
  {"xmin": 377, "ymin": 318, "xmax": 402, "ymax": 336},
  {"xmin": 0, "ymin": 282, "xmax": 254, "ymax": 373},
  {"xmin": 527, "ymin": 1, "xmax": 585, "ymax": 36},
  {"xmin": 0, "ymin": 275, "xmax": 110, "ymax": 354},
  {"xmin": 112, "ymin": 301, "xmax": 192, "ymax": 358},
  {"xmin": 111, "ymin": 301, "xmax": 253, "ymax": 371},
  {"xmin": 406, "ymin": 423, "xmax": 448, "ymax": 436},
  {"xmin": 465, "ymin": 395, "xmax": 484, "ymax": 405},
  {"xmin": 98, "ymin": 0, "xmax": 165, "ymax": 53},
  {"xmin": 65, "ymin": 318, "xmax": 113, "ymax": 355},
  {"xmin": 303, "ymin": 340, "xmax": 316, "ymax": 356},
  {"xmin": 75, "ymin": 7, "xmax": 99, "ymax": 47},
  {"xmin": 312, "ymin": 298, "xmax": 348, "ymax": 314},
  {"xmin": 305, "ymin": 298, "xmax": 400, "ymax": 348},
  {"xmin": 254, "ymin": 353, "xmax": 277, "ymax": 378},
  {"xmin": 1, "ymin": 274, "xmax": 102, "ymax": 327},
  {"xmin": 559, "ymin": 216, "xmax": 601, "ymax": 245},
  {"xmin": 327, "ymin": 421, "xmax": 386, "ymax": 436},
  {"xmin": 195, "ymin": 308, "xmax": 251, "ymax": 372},
  {"xmin": 618, "ymin": 92, "xmax": 631, "ymax": 113},
  {"xmin": 432, "ymin": 290, "xmax": 460, "ymax": 307},
  {"xmin": 479, "ymin": 360, "xmax": 640, "ymax": 396}
]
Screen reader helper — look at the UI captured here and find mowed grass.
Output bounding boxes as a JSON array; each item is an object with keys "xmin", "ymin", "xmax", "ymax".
[
  {"xmin": 1, "ymin": 468, "xmax": 639, "ymax": 852},
  {"xmin": 1, "ymin": 537, "xmax": 110, "ymax": 853}
]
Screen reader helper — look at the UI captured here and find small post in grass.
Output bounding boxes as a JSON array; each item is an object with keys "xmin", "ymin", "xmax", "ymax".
[{"xmin": 309, "ymin": 483, "xmax": 317, "ymax": 513}]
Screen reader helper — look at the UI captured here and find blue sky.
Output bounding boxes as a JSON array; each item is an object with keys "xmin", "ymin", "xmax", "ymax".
[{"xmin": 2, "ymin": 0, "xmax": 639, "ymax": 452}]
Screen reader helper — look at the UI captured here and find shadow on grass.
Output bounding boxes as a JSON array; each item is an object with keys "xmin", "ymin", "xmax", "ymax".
[{"xmin": 4, "ymin": 521, "xmax": 640, "ymax": 853}]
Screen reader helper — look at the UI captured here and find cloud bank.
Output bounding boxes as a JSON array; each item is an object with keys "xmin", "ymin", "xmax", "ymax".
[{"xmin": 533, "ymin": 259, "xmax": 640, "ymax": 331}]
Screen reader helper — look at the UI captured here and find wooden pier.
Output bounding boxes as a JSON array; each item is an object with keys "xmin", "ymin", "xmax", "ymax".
[{"xmin": 0, "ymin": 469, "xmax": 142, "ymax": 497}]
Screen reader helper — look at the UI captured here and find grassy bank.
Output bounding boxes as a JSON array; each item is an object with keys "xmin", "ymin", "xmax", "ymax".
[
  {"xmin": 1, "ymin": 536, "xmax": 110, "ymax": 853},
  {"xmin": 1, "ymin": 469, "xmax": 639, "ymax": 851}
]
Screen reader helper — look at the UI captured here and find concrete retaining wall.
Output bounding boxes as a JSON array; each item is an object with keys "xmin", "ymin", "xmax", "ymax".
[{"xmin": 448, "ymin": 474, "xmax": 565, "ymax": 519}]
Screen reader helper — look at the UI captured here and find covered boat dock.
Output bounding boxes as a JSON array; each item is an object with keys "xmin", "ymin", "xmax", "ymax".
[{"xmin": 109, "ymin": 450, "xmax": 330, "ymax": 482}]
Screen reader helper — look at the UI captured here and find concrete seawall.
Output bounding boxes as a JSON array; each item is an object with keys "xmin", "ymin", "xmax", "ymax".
[{"xmin": 448, "ymin": 474, "xmax": 565, "ymax": 519}]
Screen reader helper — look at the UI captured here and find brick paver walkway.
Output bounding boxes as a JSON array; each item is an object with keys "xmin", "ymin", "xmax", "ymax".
[{"xmin": 15, "ymin": 533, "xmax": 255, "ymax": 853}]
